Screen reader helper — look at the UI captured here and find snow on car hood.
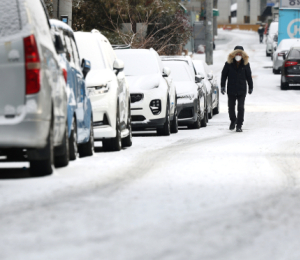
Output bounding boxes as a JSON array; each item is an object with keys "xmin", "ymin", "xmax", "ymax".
[
  {"xmin": 174, "ymin": 81, "xmax": 197, "ymax": 95},
  {"xmin": 126, "ymin": 74, "xmax": 160, "ymax": 91},
  {"xmin": 85, "ymin": 69, "xmax": 114, "ymax": 87}
]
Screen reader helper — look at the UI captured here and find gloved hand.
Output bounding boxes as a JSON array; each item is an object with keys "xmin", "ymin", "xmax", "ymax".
[
  {"xmin": 221, "ymin": 87, "xmax": 226, "ymax": 95},
  {"xmin": 248, "ymin": 89, "xmax": 253, "ymax": 95}
]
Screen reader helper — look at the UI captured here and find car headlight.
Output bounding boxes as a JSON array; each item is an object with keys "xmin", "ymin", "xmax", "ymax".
[
  {"xmin": 177, "ymin": 93, "xmax": 195, "ymax": 100},
  {"xmin": 88, "ymin": 82, "xmax": 110, "ymax": 95}
]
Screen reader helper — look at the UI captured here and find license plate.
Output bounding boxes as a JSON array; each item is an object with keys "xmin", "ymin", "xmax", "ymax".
[{"xmin": 289, "ymin": 84, "xmax": 300, "ymax": 86}]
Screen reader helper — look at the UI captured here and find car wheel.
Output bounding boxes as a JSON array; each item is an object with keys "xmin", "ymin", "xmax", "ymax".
[
  {"xmin": 281, "ymin": 81, "xmax": 288, "ymax": 90},
  {"xmin": 69, "ymin": 117, "xmax": 78, "ymax": 160},
  {"xmin": 208, "ymin": 96, "xmax": 213, "ymax": 119},
  {"xmin": 54, "ymin": 120, "xmax": 69, "ymax": 168},
  {"xmin": 273, "ymin": 68, "xmax": 280, "ymax": 74},
  {"xmin": 201, "ymin": 108, "xmax": 207, "ymax": 127},
  {"xmin": 190, "ymin": 99, "xmax": 201, "ymax": 129},
  {"xmin": 30, "ymin": 119, "xmax": 54, "ymax": 177},
  {"xmin": 170, "ymin": 108, "xmax": 178, "ymax": 134},
  {"xmin": 79, "ymin": 117, "xmax": 94, "ymax": 157},
  {"xmin": 157, "ymin": 101, "xmax": 171, "ymax": 136},
  {"xmin": 122, "ymin": 102, "xmax": 133, "ymax": 147},
  {"xmin": 213, "ymin": 94, "xmax": 219, "ymax": 115},
  {"xmin": 103, "ymin": 104, "xmax": 122, "ymax": 151},
  {"xmin": 266, "ymin": 51, "xmax": 270, "ymax": 57}
]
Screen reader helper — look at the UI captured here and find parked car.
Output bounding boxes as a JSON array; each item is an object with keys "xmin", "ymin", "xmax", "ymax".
[
  {"xmin": 280, "ymin": 45, "xmax": 300, "ymax": 90},
  {"xmin": 273, "ymin": 39, "xmax": 300, "ymax": 74},
  {"xmin": 271, "ymin": 34, "xmax": 278, "ymax": 61},
  {"xmin": 266, "ymin": 21, "xmax": 278, "ymax": 57},
  {"xmin": 115, "ymin": 49, "xmax": 178, "ymax": 135},
  {"xmin": 162, "ymin": 60, "xmax": 206, "ymax": 128},
  {"xmin": 162, "ymin": 56, "xmax": 216, "ymax": 119},
  {"xmin": 75, "ymin": 30, "xmax": 132, "ymax": 151},
  {"xmin": 50, "ymin": 20, "xmax": 94, "ymax": 160},
  {"xmin": 193, "ymin": 60, "xmax": 220, "ymax": 116},
  {"xmin": 0, "ymin": 0, "xmax": 68, "ymax": 176}
]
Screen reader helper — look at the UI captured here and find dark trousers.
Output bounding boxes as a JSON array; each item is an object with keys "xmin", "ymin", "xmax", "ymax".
[
  {"xmin": 259, "ymin": 34, "xmax": 263, "ymax": 43},
  {"xmin": 228, "ymin": 94, "xmax": 246, "ymax": 126}
]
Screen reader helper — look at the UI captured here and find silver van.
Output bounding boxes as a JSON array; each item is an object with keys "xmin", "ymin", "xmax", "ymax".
[{"xmin": 0, "ymin": 0, "xmax": 68, "ymax": 176}]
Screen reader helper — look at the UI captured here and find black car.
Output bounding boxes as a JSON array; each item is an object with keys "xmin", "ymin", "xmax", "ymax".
[{"xmin": 281, "ymin": 47, "xmax": 300, "ymax": 90}]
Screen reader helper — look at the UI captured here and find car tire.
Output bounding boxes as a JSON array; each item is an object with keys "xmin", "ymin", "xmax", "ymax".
[
  {"xmin": 266, "ymin": 51, "xmax": 270, "ymax": 57},
  {"xmin": 54, "ymin": 120, "xmax": 69, "ymax": 168},
  {"xmin": 69, "ymin": 118, "xmax": 78, "ymax": 160},
  {"xmin": 157, "ymin": 101, "xmax": 171, "ymax": 136},
  {"xmin": 208, "ymin": 98, "xmax": 213, "ymax": 119},
  {"xmin": 273, "ymin": 68, "xmax": 280, "ymax": 74},
  {"xmin": 201, "ymin": 108, "xmax": 207, "ymax": 127},
  {"xmin": 170, "ymin": 108, "xmax": 178, "ymax": 134},
  {"xmin": 213, "ymin": 94, "xmax": 219, "ymax": 115},
  {"xmin": 30, "ymin": 120, "xmax": 54, "ymax": 177},
  {"xmin": 103, "ymin": 104, "xmax": 122, "ymax": 151},
  {"xmin": 79, "ymin": 117, "xmax": 94, "ymax": 157},
  {"xmin": 281, "ymin": 81, "xmax": 288, "ymax": 90},
  {"xmin": 122, "ymin": 102, "xmax": 133, "ymax": 147},
  {"xmin": 190, "ymin": 99, "xmax": 201, "ymax": 129}
]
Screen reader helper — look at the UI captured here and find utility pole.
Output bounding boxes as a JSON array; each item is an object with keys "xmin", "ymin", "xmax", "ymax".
[
  {"xmin": 213, "ymin": 0, "xmax": 218, "ymax": 36},
  {"xmin": 205, "ymin": 0, "xmax": 213, "ymax": 65}
]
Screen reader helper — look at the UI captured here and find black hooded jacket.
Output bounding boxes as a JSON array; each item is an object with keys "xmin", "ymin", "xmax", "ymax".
[{"xmin": 221, "ymin": 49, "xmax": 253, "ymax": 96}]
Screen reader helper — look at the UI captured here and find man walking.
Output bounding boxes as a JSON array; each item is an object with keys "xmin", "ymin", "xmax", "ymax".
[
  {"xmin": 221, "ymin": 46, "xmax": 253, "ymax": 132},
  {"xmin": 258, "ymin": 25, "xmax": 264, "ymax": 43}
]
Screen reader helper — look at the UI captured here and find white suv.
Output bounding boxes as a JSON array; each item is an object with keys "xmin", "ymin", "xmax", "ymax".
[
  {"xmin": 75, "ymin": 30, "xmax": 132, "ymax": 151},
  {"xmin": 115, "ymin": 49, "xmax": 178, "ymax": 135}
]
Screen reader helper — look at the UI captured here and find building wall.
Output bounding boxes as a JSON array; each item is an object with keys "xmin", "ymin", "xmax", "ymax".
[
  {"xmin": 52, "ymin": 0, "xmax": 72, "ymax": 27},
  {"xmin": 250, "ymin": 0, "xmax": 260, "ymax": 24},
  {"xmin": 218, "ymin": 0, "xmax": 231, "ymax": 24},
  {"xmin": 237, "ymin": 0, "xmax": 247, "ymax": 24}
]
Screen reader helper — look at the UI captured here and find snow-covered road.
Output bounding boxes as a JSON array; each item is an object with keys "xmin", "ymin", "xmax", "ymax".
[{"xmin": 1, "ymin": 30, "xmax": 300, "ymax": 260}]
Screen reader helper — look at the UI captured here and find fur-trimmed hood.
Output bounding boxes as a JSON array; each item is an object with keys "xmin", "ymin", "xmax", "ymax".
[{"xmin": 227, "ymin": 49, "xmax": 249, "ymax": 65}]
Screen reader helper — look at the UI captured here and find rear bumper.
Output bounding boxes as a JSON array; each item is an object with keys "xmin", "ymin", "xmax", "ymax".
[
  {"xmin": 282, "ymin": 75, "xmax": 300, "ymax": 86},
  {"xmin": 0, "ymin": 119, "xmax": 50, "ymax": 149},
  {"xmin": 93, "ymin": 125, "xmax": 116, "ymax": 140}
]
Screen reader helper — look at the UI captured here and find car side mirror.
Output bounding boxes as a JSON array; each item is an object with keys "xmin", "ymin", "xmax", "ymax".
[
  {"xmin": 162, "ymin": 67, "xmax": 171, "ymax": 77},
  {"xmin": 113, "ymin": 59, "xmax": 124, "ymax": 75},
  {"xmin": 283, "ymin": 53, "xmax": 286, "ymax": 60},
  {"xmin": 81, "ymin": 59, "xmax": 91, "ymax": 79},
  {"xmin": 54, "ymin": 34, "xmax": 64, "ymax": 54},
  {"xmin": 195, "ymin": 75, "xmax": 203, "ymax": 83}
]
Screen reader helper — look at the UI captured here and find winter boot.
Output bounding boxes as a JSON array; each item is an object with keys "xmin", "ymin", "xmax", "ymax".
[
  {"xmin": 229, "ymin": 121, "xmax": 236, "ymax": 130},
  {"xmin": 236, "ymin": 125, "xmax": 243, "ymax": 132}
]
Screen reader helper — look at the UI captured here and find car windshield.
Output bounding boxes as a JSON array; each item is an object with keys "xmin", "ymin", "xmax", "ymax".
[
  {"xmin": 269, "ymin": 22, "xmax": 278, "ymax": 35},
  {"xmin": 193, "ymin": 61, "xmax": 207, "ymax": 77},
  {"xmin": 75, "ymin": 33, "xmax": 106, "ymax": 70},
  {"xmin": 115, "ymin": 50, "xmax": 159, "ymax": 76},
  {"xmin": 162, "ymin": 61, "xmax": 193, "ymax": 82},
  {"xmin": 288, "ymin": 49, "xmax": 300, "ymax": 59}
]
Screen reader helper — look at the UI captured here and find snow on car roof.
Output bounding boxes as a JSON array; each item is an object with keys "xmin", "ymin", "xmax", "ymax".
[
  {"xmin": 278, "ymin": 39, "xmax": 300, "ymax": 51},
  {"xmin": 50, "ymin": 19, "xmax": 74, "ymax": 33}
]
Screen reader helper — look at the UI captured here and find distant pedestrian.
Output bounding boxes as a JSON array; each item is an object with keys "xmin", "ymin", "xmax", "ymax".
[
  {"xmin": 258, "ymin": 25, "xmax": 264, "ymax": 43},
  {"xmin": 221, "ymin": 46, "xmax": 253, "ymax": 132}
]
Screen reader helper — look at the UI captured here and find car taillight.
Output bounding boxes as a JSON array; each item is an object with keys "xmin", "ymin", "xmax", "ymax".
[
  {"xmin": 278, "ymin": 52, "xmax": 285, "ymax": 56},
  {"xmin": 62, "ymin": 68, "xmax": 67, "ymax": 83},
  {"xmin": 284, "ymin": 61, "xmax": 298, "ymax": 67},
  {"xmin": 24, "ymin": 35, "xmax": 41, "ymax": 95}
]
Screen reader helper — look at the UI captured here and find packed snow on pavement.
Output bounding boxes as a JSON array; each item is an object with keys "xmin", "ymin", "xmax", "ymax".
[{"xmin": 1, "ymin": 29, "xmax": 300, "ymax": 260}]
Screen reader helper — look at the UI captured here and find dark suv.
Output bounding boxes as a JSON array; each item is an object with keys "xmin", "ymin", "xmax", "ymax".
[{"xmin": 281, "ymin": 46, "xmax": 300, "ymax": 90}]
